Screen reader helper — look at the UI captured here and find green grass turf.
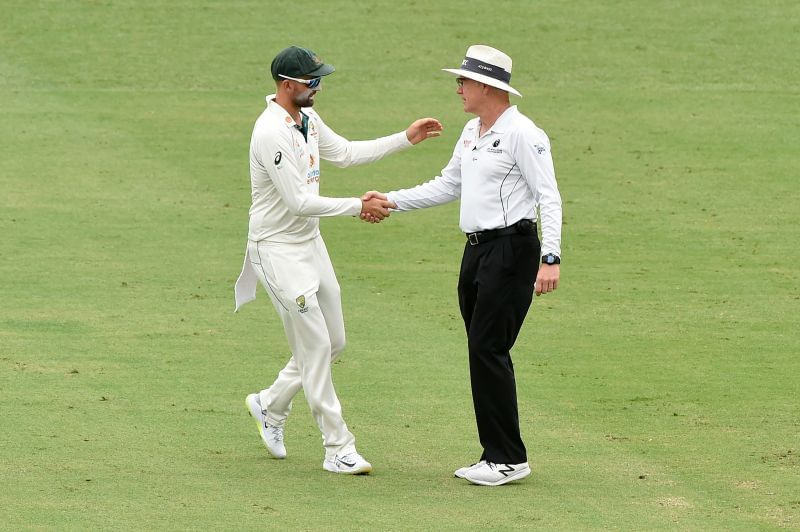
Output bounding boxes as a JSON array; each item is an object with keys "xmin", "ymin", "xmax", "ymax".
[{"xmin": 2, "ymin": 0, "xmax": 799, "ymax": 529}]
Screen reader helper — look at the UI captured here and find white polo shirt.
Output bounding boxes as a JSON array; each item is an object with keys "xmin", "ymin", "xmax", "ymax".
[
  {"xmin": 248, "ymin": 94, "xmax": 411, "ymax": 243},
  {"xmin": 387, "ymin": 105, "xmax": 562, "ymax": 257}
]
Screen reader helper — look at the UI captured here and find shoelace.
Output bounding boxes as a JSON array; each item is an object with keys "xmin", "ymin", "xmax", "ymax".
[{"xmin": 266, "ymin": 424, "xmax": 284, "ymax": 443}]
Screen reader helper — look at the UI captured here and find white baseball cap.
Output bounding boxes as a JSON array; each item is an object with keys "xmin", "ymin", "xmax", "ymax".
[{"xmin": 442, "ymin": 44, "xmax": 521, "ymax": 97}]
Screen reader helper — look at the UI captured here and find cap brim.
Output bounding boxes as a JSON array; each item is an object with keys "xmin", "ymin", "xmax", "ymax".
[
  {"xmin": 306, "ymin": 63, "xmax": 336, "ymax": 77},
  {"xmin": 442, "ymin": 68, "xmax": 522, "ymax": 97}
]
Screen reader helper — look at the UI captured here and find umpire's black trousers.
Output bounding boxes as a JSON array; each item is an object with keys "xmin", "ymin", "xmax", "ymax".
[{"xmin": 458, "ymin": 230, "xmax": 540, "ymax": 465}]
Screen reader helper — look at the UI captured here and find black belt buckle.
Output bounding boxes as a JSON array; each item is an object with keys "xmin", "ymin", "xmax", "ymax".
[{"xmin": 468, "ymin": 232, "xmax": 480, "ymax": 245}]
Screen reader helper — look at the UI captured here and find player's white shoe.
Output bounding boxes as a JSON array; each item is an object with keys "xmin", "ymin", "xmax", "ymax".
[
  {"xmin": 322, "ymin": 452, "xmax": 372, "ymax": 475},
  {"xmin": 454, "ymin": 460, "xmax": 486, "ymax": 479},
  {"xmin": 245, "ymin": 393, "xmax": 286, "ymax": 459},
  {"xmin": 463, "ymin": 461, "xmax": 531, "ymax": 486}
]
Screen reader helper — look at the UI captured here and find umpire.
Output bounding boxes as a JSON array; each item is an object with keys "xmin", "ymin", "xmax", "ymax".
[{"xmin": 367, "ymin": 44, "xmax": 563, "ymax": 486}]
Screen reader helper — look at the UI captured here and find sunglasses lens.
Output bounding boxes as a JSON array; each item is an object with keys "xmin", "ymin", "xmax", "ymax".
[{"xmin": 307, "ymin": 77, "xmax": 321, "ymax": 89}]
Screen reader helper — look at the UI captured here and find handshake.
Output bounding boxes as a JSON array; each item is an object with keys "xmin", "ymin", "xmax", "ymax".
[{"xmin": 359, "ymin": 191, "xmax": 396, "ymax": 224}]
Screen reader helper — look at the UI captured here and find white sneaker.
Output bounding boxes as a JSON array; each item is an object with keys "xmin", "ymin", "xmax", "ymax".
[
  {"xmin": 454, "ymin": 460, "xmax": 486, "ymax": 479},
  {"xmin": 245, "ymin": 393, "xmax": 286, "ymax": 459},
  {"xmin": 464, "ymin": 461, "xmax": 531, "ymax": 486},
  {"xmin": 322, "ymin": 452, "xmax": 372, "ymax": 475}
]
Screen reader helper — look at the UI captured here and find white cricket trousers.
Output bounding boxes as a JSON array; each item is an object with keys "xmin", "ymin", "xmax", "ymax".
[{"xmin": 246, "ymin": 235, "xmax": 356, "ymax": 459}]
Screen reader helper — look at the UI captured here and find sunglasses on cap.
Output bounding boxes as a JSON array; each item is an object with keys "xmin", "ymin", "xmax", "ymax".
[{"xmin": 278, "ymin": 74, "xmax": 322, "ymax": 89}]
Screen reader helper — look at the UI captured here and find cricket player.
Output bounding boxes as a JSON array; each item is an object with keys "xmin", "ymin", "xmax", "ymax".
[{"xmin": 234, "ymin": 45, "xmax": 442, "ymax": 474}]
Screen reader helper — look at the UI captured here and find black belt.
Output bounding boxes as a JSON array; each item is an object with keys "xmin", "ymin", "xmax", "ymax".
[{"xmin": 466, "ymin": 220, "xmax": 536, "ymax": 245}]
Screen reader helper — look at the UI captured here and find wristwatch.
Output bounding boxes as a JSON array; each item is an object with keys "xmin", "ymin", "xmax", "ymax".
[{"xmin": 542, "ymin": 253, "xmax": 561, "ymax": 265}]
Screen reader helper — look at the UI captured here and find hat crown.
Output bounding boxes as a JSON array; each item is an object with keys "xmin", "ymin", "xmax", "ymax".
[
  {"xmin": 441, "ymin": 43, "xmax": 521, "ymax": 97},
  {"xmin": 465, "ymin": 45, "xmax": 512, "ymax": 74}
]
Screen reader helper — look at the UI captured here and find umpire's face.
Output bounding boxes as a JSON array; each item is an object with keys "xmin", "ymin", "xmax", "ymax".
[{"xmin": 456, "ymin": 76, "xmax": 485, "ymax": 114}]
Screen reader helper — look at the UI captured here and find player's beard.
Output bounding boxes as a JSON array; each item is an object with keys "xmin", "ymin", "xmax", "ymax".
[{"xmin": 292, "ymin": 89, "xmax": 316, "ymax": 108}]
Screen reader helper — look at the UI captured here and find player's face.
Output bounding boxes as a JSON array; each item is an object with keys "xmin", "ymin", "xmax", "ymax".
[{"xmin": 290, "ymin": 78, "xmax": 320, "ymax": 108}]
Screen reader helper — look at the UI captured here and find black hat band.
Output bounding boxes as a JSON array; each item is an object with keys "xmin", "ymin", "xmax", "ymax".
[{"xmin": 460, "ymin": 57, "xmax": 511, "ymax": 83}]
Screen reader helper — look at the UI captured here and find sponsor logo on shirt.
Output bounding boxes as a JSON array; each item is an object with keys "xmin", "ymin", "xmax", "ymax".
[
  {"xmin": 534, "ymin": 143, "xmax": 547, "ymax": 154},
  {"xmin": 463, "ymin": 139, "xmax": 473, "ymax": 149},
  {"xmin": 307, "ymin": 152, "xmax": 320, "ymax": 182},
  {"xmin": 274, "ymin": 151, "xmax": 283, "ymax": 166},
  {"xmin": 487, "ymin": 139, "xmax": 503, "ymax": 154}
]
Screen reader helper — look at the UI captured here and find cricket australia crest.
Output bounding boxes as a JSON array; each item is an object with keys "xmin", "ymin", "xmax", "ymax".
[{"xmin": 296, "ymin": 295, "xmax": 308, "ymax": 313}]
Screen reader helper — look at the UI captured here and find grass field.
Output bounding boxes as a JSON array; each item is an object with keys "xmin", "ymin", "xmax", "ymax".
[{"xmin": 2, "ymin": 0, "xmax": 799, "ymax": 529}]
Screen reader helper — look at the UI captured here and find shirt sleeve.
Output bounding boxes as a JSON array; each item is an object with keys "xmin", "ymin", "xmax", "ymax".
[
  {"xmin": 316, "ymin": 113, "xmax": 412, "ymax": 167},
  {"xmin": 253, "ymin": 125, "xmax": 361, "ymax": 217},
  {"xmin": 513, "ymin": 128, "xmax": 563, "ymax": 256},
  {"xmin": 386, "ymin": 141, "xmax": 463, "ymax": 211}
]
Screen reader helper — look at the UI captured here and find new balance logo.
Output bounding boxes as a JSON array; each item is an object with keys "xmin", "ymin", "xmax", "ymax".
[{"xmin": 498, "ymin": 464, "xmax": 515, "ymax": 477}]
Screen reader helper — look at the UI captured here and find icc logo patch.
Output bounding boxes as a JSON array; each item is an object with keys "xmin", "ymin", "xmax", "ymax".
[{"xmin": 534, "ymin": 144, "xmax": 547, "ymax": 154}]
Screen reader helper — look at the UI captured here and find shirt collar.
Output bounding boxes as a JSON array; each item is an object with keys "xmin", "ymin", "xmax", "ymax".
[
  {"xmin": 266, "ymin": 94, "xmax": 301, "ymax": 130},
  {"xmin": 266, "ymin": 94, "xmax": 310, "ymax": 140},
  {"xmin": 480, "ymin": 105, "xmax": 518, "ymax": 134}
]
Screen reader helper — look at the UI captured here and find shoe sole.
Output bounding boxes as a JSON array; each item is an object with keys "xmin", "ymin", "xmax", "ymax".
[
  {"xmin": 323, "ymin": 462, "xmax": 373, "ymax": 475},
  {"xmin": 465, "ymin": 466, "xmax": 531, "ymax": 486},
  {"xmin": 245, "ymin": 395, "xmax": 286, "ymax": 459}
]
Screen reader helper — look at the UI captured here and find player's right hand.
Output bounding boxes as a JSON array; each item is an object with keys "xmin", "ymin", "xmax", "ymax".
[{"xmin": 360, "ymin": 195, "xmax": 395, "ymax": 224}]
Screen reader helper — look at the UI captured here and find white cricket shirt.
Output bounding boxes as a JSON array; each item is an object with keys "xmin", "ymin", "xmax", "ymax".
[
  {"xmin": 235, "ymin": 95, "xmax": 412, "ymax": 311},
  {"xmin": 387, "ymin": 106, "xmax": 562, "ymax": 256},
  {"xmin": 248, "ymin": 94, "xmax": 411, "ymax": 243}
]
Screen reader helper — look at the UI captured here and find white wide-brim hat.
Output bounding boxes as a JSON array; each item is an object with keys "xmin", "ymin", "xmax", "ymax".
[{"xmin": 442, "ymin": 44, "xmax": 522, "ymax": 97}]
